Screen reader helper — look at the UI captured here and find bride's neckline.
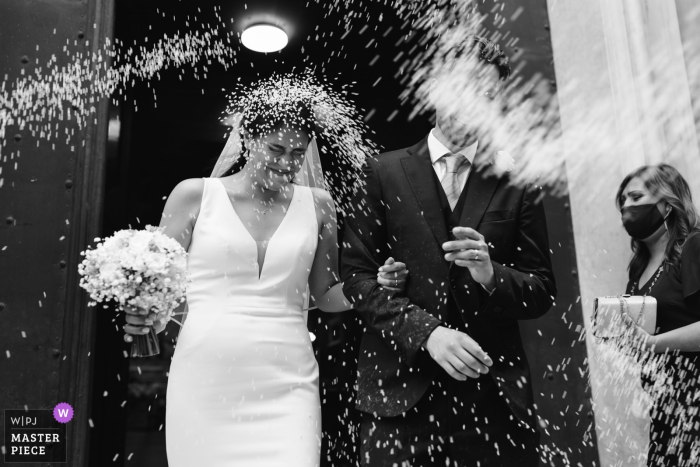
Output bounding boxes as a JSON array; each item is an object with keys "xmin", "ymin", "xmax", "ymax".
[{"xmin": 216, "ymin": 178, "xmax": 297, "ymax": 280}]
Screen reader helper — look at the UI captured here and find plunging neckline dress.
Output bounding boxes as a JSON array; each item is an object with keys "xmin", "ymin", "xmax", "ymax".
[{"xmin": 165, "ymin": 178, "xmax": 321, "ymax": 466}]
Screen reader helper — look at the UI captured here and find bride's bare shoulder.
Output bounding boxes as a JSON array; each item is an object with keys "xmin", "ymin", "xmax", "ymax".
[
  {"xmin": 167, "ymin": 178, "xmax": 206, "ymax": 206},
  {"xmin": 308, "ymin": 187, "xmax": 337, "ymax": 227},
  {"xmin": 309, "ymin": 187, "xmax": 335, "ymax": 208},
  {"xmin": 173, "ymin": 178, "xmax": 205, "ymax": 192}
]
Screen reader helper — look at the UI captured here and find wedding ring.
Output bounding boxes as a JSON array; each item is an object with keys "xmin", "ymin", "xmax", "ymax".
[
  {"xmin": 394, "ymin": 279, "xmax": 398, "ymax": 287},
  {"xmin": 473, "ymin": 251, "xmax": 479, "ymax": 261}
]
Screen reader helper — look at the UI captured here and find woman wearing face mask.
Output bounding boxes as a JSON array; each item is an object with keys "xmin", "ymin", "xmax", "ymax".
[{"xmin": 616, "ymin": 163, "xmax": 700, "ymax": 466}]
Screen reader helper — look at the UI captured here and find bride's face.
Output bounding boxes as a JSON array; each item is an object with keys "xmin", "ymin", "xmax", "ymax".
[{"xmin": 245, "ymin": 126, "xmax": 310, "ymax": 191}]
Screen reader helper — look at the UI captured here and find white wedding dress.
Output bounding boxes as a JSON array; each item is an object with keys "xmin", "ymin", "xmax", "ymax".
[{"xmin": 165, "ymin": 178, "xmax": 321, "ymax": 466}]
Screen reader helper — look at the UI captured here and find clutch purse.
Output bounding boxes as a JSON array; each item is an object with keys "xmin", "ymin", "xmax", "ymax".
[{"xmin": 592, "ymin": 295, "xmax": 657, "ymax": 339}]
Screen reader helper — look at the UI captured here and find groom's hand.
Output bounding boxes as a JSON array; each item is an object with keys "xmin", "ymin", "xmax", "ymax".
[
  {"xmin": 443, "ymin": 227, "xmax": 496, "ymax": 291},
  {"xmin": 423, "ymin": 326, "xmax": 493, "ymax": 380}
]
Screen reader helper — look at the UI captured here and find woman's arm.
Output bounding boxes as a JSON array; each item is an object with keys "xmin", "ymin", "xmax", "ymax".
[
  {"xmin": 313, "ymin": 283, "xmax": 352, "ymax": 313},
  {"xmin": 632, "ymin": 235, "xmax": 700, "ymax": 353},
  {"xmin": 307, "ymin": 188, "xmax": 349, "ymax": 312},
  {"xmin": 621, "ymin": 299, "xmax": 700, "ymax": 353},
  {"xmin": 648, "ymin": 321, "xmax": 700, "ymax": 353},
  {"xmin": 307, "ymin": 188, "xmax": 408, "ymax": 312},
  {"xmin": 124, "ymin": 179, "xmax": 203, "ymax": 337},
  {"xmin": 158, "ymin": 178, "xmax": 205, "ymax": 250}
]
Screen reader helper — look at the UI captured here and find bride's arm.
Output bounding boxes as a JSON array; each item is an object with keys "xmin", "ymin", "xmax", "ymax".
[
  {"xmin": 158, "ymin": 178, "xmax": 205, "ymax": 250},
  {"xmin": 307, "ymin": 188, "xmax": 408, "ymax": 313},
  {"xmin": 307, "ymin": 188, "xmax": 348, "ymax": 312},
  {"xmin": 124, "ymin": 179, "xmax": 203, "ymax": 336}
]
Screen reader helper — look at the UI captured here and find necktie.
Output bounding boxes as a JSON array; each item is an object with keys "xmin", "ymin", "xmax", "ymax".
[{"xmin": 440, "ymin": 153, "xmax": 468, "ymax": 210}]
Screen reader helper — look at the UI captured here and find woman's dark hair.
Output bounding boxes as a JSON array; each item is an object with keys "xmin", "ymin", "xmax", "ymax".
[
  {"xmin": 616, "ymin": 163, "xmax": 700, "ymax": 281},
  {"xmin": 220, "ymin": 101, "xmax": 316, "ymax": 176},
  {"xmin": 240, "ymin": 100, "xmax": 315, "ymax": 139}
]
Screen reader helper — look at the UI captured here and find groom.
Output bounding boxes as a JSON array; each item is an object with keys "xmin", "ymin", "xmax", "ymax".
[{"xmin": 341, "ymin": 37, "xmax": 556, "ymax": 466}]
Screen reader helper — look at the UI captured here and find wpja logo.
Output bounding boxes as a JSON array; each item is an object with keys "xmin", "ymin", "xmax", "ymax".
[{"xmin": 3, "ymin": 403, "xmax": 71, "ymax": 463}]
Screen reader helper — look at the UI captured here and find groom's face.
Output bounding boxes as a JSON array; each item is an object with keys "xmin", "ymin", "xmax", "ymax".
[
  {"xmin": 432, "ymin": 62, "xmax": 503, "ymax": 145},
  {"xmin": 246, "ymin": 126, "xmax": 310, "ymax": 191}
]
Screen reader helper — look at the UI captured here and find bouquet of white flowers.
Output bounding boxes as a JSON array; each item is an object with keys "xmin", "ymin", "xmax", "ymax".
[{"xmin": 78, "ymin": 226, "xmax": 188, "ymax": 357}]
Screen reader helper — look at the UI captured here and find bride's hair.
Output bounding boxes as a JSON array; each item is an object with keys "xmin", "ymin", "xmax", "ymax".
[
  {"xmin": 221, "ymin": 101, "xmax": 316, "ymax": 176},
  {"xmin": 240, "ymin": 101, "xmax": 316, "ymax": 141},
  {"xmin": 209, "ymin": 71, "xmax": 376, "ymax": 181}
]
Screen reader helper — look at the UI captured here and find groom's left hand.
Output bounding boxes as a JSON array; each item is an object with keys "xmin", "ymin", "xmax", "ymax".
[{"xmin": 443, "ymin": 227, "xmax": 496, "ymax": 292}]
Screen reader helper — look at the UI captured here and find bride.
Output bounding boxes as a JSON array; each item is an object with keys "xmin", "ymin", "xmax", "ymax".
[{"xmin": 123, "ymin": 75, "xmax": 407, "ymax": 466}]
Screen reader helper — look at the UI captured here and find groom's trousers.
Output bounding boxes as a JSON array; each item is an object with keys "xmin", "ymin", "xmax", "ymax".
[{"xmin": 359, "ymin": 367, "xmax": 540, "ymax": 467}]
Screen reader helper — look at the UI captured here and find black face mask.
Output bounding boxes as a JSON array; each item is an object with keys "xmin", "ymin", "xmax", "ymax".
[{"xmin": 621, "ymin": 204, "xmax": 666, "ymax": 240}]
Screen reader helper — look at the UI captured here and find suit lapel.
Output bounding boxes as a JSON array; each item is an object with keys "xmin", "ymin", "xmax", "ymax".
[
  {"xmin": 448, "ymin": 166, "xmax": 501, "ymax": 319},
  {"xmin": 448, "ymin": 158, "xmax": 501, "ymax": 275},
  {"xmin": 458, "ymin": 164, "xmax": 501, "ymax": 230},
  {"xmin": 400, "ymin": 139, "xmax": 449, "ymax": 248}
]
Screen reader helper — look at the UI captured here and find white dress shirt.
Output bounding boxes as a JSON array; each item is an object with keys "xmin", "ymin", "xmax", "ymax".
[
  {"xmin": 427, "ymin": 129, "xmax": 494, "ymax": 295},
  {"xmin": 427, "ymin": 128, "xmax": 478, "ymax": 191}
]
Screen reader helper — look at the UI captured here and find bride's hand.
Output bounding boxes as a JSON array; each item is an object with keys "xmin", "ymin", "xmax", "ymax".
[
  {"xmin": 123, "ymin": 307, "xmax": 167, "ymax": 342},
  {"xmin": 377, "ymin": 257, "xmax": 409, "ymax": 291}
]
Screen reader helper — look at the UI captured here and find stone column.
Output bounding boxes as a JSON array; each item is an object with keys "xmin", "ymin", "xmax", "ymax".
[{"xmin": 547, "ymin": 0, "xmax": 700, "ymax": 465}]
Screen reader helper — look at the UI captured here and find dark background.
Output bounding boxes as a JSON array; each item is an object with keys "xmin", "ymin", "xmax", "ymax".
[{"xmin": 87, "ymin": 0, "xmax": 595, "ymax": 466}]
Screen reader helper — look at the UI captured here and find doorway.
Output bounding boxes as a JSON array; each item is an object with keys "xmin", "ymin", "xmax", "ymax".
[{"xmin": 89, "ymin": 1, "xmax": 593, "ymax": 466}]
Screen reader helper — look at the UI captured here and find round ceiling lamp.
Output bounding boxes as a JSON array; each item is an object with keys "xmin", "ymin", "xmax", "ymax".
[{"xmin": 241, "ymin": 24, "xmax": 288, "ymax": 53}]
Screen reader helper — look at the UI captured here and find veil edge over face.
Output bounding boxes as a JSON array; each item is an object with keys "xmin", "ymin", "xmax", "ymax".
[{"xmin": 210, "ymin": 112, "xmax": 325, "ymax": 190}]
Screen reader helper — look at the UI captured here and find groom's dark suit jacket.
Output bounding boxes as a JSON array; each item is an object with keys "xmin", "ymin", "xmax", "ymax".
[{"xmin": 341, "ymin": 138, "xmax": 556, "ymax": 428}]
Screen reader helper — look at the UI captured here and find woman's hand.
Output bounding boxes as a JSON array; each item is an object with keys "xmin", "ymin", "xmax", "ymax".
[
  {"xmin": 619, "ymin": 310, "xmax": 654, "ymax": 353},
  {"xmin": 377, "ymin": 257, "xmax": 409, "ymax": 291},
  {"xmin": 123, "ymin": 307, "xmax": 167, "ymax": 342}
]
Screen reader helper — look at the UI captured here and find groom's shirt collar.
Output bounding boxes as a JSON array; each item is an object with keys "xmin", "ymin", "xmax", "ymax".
[{"xmin": 427, "ymin": 128, "xmax": 478, "ymax": 164}]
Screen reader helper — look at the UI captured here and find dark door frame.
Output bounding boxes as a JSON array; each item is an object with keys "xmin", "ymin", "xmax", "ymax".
[
  {"xmin": 60, "ymin": 2, "xmax": 116, "ymax": 465},
  {"xmin": 0, "ymin": 1, "xmax": 114, "ymax": 465}
]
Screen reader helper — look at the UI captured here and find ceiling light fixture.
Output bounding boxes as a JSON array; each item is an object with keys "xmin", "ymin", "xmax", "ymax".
[{"xmin": 241, "ymin": 24, "xmax": 288, "ymax": 53}]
